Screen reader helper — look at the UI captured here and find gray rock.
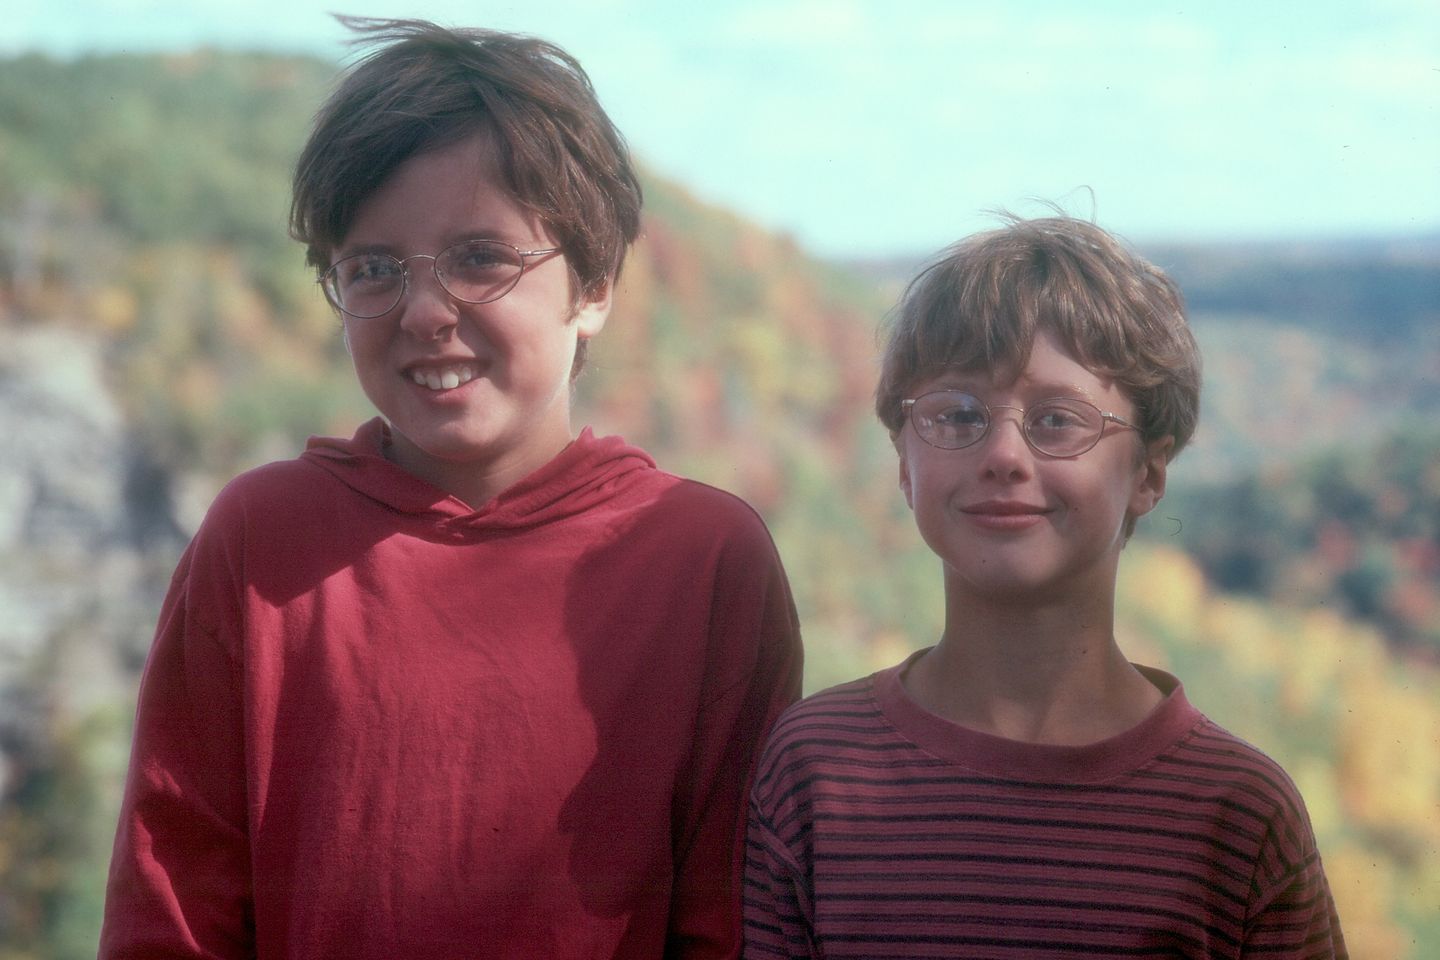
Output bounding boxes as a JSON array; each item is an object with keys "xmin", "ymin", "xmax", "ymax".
[{"xmin": 0, "ymin": 325, "xmax": 181, "ymax": 796}]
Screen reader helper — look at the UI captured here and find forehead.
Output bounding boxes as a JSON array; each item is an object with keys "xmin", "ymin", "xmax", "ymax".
[
  {"xmin": 910, "ymin": 331, "xmax": 1125, "ymax": 403},
  {"xmin": 338, "ymin": 133, "xmax": 543, "ymax": 253}
]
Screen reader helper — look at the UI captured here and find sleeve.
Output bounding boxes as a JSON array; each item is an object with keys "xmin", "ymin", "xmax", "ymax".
[
  {"xmin": 664, "ymin": 515, "xmax": 804, "ymax": 959},
  {"xmin": 1241, "ymin": 797, "xmax": 1348, "ymax": 959},
  {"xmin": 741, "ymin": 789, "xmax": 818, "ymax": 960},
  {"xmin": 99, "ymin": 519, "xmax": 255, "ymax": 959}
]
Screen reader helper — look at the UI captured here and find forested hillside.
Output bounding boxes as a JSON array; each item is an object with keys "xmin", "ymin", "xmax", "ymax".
[
  {"xmin": 1145, "ymin": 432, "xmax": 1440, "ymax": 660},
  {"xmin": 0, "ymin": 50, "xmax": 1435, "ymax": 958}
]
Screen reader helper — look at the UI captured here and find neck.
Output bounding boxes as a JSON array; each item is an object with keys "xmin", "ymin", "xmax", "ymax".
[
  {"xmin": 904, "ymin": 576, "xmax": 1161, "ymax": 745},
  {"xmin": 383, "ymin": 424, "xmax": 574, "ymax": 509}
]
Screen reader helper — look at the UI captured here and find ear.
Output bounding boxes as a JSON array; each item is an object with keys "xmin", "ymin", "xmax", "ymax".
[
  {"xmin": 1127, "ymin": 435, "xmax": 1173, "ymax": 521},
  {"xmin": 572, "ymin": 276, "xmax": 612, "ymax": 340},
  {"xmin": 898, "ymin": 439, "xmax": 916, "ymax": 510}
]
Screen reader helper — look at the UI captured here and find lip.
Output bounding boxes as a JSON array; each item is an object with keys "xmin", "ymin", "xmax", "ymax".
[{"xmin": 959, "ymin": 500, "xmax": 1049, "ymax": 531}]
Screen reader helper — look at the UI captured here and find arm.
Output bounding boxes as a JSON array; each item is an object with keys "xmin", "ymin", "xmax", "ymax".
[
  {"xmin": 741, "ymin": 798, "xmax": 818, "ymax": 960},
  {"xmin": 665, "ymin": 523, "xmax": 803, "ymax": 959},
  {"xmin": 1242, "ymin": 811, "xmax": 1348, "ymax": 959},
  {"xmin": 100, "ymin": 533, "xmax": 254, "ymax": 960}
]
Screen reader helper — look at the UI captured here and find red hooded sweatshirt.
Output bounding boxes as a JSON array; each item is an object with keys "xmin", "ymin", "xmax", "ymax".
[{"xmin": 101, "ymin": 419, "xmax": 802, "ymax": 959}]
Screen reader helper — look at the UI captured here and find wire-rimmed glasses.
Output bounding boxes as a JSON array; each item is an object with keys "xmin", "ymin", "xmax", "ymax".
[
  {"xmin": 320, "ymin": 239, "xmax": 561, "ymax": 319},
  {"xmin": 902, "ymin": 390, "xmax": 1138, "ymax": 458}
]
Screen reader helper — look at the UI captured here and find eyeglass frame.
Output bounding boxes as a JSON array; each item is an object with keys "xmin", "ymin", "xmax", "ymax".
[
  {"xmin": 900, "ymin": 390, "xmax": 1140, "ymax": 458},
  {"xmin": 320, "ymin": 240, "xmax": 563, "ymax": 319}
]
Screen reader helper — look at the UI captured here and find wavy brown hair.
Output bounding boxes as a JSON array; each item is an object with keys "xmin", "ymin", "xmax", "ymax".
[{"xmin": 876, "ymin": 214, "xmax": 1202, "ymax": 462}]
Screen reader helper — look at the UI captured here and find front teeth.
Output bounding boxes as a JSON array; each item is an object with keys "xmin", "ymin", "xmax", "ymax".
[{"xmin": 411, "ymin": 364, "xmax": 478, "ymax": 391}]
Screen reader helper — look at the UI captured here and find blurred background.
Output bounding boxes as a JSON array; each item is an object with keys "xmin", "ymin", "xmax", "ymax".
[{"xmin": 1, "ymin": 2, "xmax": 1437, "ymax": 956}]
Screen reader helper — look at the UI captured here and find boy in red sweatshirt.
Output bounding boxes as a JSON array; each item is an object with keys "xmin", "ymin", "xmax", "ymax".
[
  {"xmin": 743, "ymin": 215, "xmax": 1344, "ymax": 959},
  {"xmin": 101, "ymin": 19, "xmax": 801, "ymax": 959}
]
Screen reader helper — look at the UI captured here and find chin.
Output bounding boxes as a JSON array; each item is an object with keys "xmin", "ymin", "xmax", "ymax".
[
  {"xmin": 416, "ymin": 431, "xmax": 505, "ymax": 464},
  {"xmin": 945, "ymin": 558, "xmax": 1107, "ymax": 603},
  {"xmin": 390, "ymin": 416, "xmax": 501, "ymax": 455}
]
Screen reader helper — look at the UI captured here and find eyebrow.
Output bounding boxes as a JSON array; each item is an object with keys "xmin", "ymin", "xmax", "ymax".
[
  {"xmin": 1023, "ymin": 381, "xmax": 1103, "ymax": 403},
  {"xmin": 334, "ymin": 232, "xmax": 536, "ymax": 261},
  {"xmin": 333, "ymin": 243, "xmax": 397, "ymax": 258},
  {"xmin": 925, "ymin": 375, "xmax": 1104, "ymax": 405}
]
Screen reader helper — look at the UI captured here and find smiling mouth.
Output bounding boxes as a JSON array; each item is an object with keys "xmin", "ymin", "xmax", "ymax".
[
  {"xmin": 959, "ymin": 504, "xmax": 1048, "ymax": 531},
  {"xmin": 407, "ymin": 362, "xmax": 481, "ymax": 391},
  {"xmin": 963, "ymin": 502, "xmax": 1046, "ymax": 516}
]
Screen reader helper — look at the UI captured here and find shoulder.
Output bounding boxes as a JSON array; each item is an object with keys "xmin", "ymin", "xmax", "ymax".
[
  {"xmin": 155, "ymin": 459, "xmax": 331, "ymax": 636},
  {"xmin": 180, "ymin": 454, "xmax": 363, "ymax": 576},
  {"xmin": 769, "ymin": 674, "xmax": 886, "ymax": 741},
  {"xmin": 1136, "ymin": 671, "xmax": 1310, "ymax": 818},
  {"xmin": 1175, "ymin": 718, "xmax": 1340, "ymax": 921},
  {"xmin": 1177, "ymin": 718, "xmax": 1305, "ymax": 798},
  {"xmin": 617, "ymin": 469, "xmax": 784, "ymax": 563},
  {"xmin": 652, "ymin": 471, "xmax": 774, "ymax": 527},
  {"xmin": 210, "ymin": 456, "xmax": 330, "ymax": 511},
  {"xmin": 1167, "ymin": 715, "xmax": 1317, "ymax": 838},
  {"xmin": 582, "ymin": 431, "xmax": 778, "ymax": 544},
  {"xmin": 755, "ymin": 675, "xmax": 889, "ymax": 780},
  {"xmin": 194, "ymin": 457, "xmax": 340, "ymax": 536},
  {"xmin": 750, "ymin": 670, "xmax": 917, "ymax": 836}
]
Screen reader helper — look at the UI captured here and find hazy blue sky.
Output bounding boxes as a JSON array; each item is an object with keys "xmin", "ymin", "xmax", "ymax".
[{"xmin": 6, "ymin": 0, "xmax": 1438, "ymax": 258}]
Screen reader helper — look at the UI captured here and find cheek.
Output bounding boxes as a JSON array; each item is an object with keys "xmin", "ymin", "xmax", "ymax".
[
  {"xmin": 483, "ymin": 302, "xmax": 575, "ymax": 349},
  {"xmin": 906, "ymin": 470, "xmax": 956, "ymax": 536},
  {"xmin": 342, "ymin": 323, "xmax": 384, "ymax": 367}
]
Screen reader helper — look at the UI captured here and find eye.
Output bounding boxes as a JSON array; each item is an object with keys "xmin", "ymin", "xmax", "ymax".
[
  {"xmin": 337, "ymin": 255, "xmax": 402, "ymax": 290},
  {"xmin": 933, "ymin": 403, "xmax": 987, "ymax": 429},
  {"xmin": 445, "ymin": 241, "xmax": 519, "ymax": 278},
  {"xmin": 1028, "ymin": 401, "xmax": 1094, "ymax": 434},
  {"xmin": 915, "ymin": 392, "xmax": 988, "ymax": 443}
]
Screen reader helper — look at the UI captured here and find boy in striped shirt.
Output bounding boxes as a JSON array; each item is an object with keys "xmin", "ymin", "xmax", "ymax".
[{"xmin": 743, "ymin": 215, "xmax": 1345, "ymax": 959}]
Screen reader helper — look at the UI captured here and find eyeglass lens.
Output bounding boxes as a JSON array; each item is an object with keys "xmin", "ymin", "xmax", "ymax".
[
  {"xmin": 910, "ymin": 391, "xmax": 1106, "ymax": 457},
  {"xmin": 323, "ymin": 240, "xmax": 526, "ymax": 318}
]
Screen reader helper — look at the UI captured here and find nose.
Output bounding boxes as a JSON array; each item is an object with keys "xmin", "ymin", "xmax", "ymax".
[
  {"xmin": 976, "ymin": 405, "xmax": 1033, "ymax": 480},
  {"xmin": 395, "ymin": 257, "xmax": 459, "ymax": 341}
]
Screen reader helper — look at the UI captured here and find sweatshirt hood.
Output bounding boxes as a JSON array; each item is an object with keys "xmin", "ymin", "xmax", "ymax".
[{"xmin": 300, "ymin": 417, "xmax": 656, "ymax": 534}]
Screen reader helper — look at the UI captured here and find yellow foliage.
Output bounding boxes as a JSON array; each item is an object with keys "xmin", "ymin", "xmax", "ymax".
[
  {"xmin": 212, "ymin": 264, "xmax": 278, "ymax": 351},
  {"xmin": 868, "ymin": 630, "xmax": 922, "ymax": 674},
  {"xmin": 1336, "ymin": 666, "xmax": 1440, "ymax": 836},
  {"xmin": 173, "ymin": 363, "xmax": 221, "ymax": 419},
  {"xmin": 1326, "ymin": 844, "xmax": 1412, "ymax": 960},
  {"xmin": 1202, "ymin": 599, "xmax": 1286, "ymax": 675},
  {"xmin": 1278, "ymin": 608, "xmax": 1352, "ymax": 714},
  {"xmin": 1291, "ymin": 756, "xmax": 1345, "ymax": 837},
  {"xmin": 1117, "ymin": 544, "xmax": 1208, "ymax": 632},
  {"xmin": 85, "ymin": 285, "xmax": 138, "ymax": 334},
  {"xmin": 730, "ymin": 317, "xmax": 788, "ymax": 400}
]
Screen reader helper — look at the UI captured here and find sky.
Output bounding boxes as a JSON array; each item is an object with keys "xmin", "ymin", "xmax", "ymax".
[{"xmin": 4, "ymin": 0, "xmax": 1438, "ymax": 259}]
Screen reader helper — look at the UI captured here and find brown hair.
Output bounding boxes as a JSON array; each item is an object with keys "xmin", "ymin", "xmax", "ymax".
[
  {"xmin": 290, "ymin": 18, "xmax": 643, "ymax": 372},
  {"xmin": 876, "ymin": 214, "xmax": 1202, "ymax": 459}
]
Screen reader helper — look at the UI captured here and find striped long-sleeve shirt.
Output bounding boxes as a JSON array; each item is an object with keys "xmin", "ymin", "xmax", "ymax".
[{"xmin": 743, "ymin": 654, "xmax": 1346, "ymax": 959}]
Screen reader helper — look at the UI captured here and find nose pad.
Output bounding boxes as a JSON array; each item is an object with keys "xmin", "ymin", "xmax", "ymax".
[
  {"xmin": 978, "ymin": 409, "xmax": 1034, "ymax": 478},
  {"xmin": 396, "ymin": 263, "xmax": 460, "ymax": 340}
]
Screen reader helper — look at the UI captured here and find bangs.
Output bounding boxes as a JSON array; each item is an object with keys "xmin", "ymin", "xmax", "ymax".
[{"xmin": 876, "ymin": 215, "xmax": 1198, "ymax": 454}]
